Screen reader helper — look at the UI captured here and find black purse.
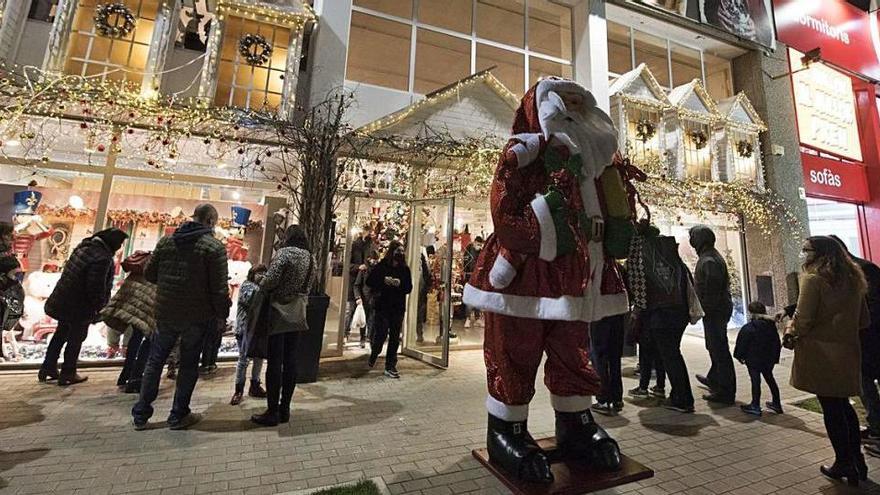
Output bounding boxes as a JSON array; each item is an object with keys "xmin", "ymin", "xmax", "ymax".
[{"xmin": 245, "ymin": 290, "xmax": 271, "ymax": 359}]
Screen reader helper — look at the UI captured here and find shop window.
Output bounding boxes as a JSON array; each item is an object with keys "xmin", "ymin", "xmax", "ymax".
[
  {"xmin": 607, "ymin": 21, "xmax": 632, "ymax": 76},
  {"xmin": 346, "ymin": 12, "xmax": 411, "ymax": 91},
  {"xmin": 476, "ymin": 43, "xmax": 524, "ymax": 95},
  {"xmin": 671, "ymin": 42, "xmax": 702, "ymax": 87},
  {"xmin": 729, "ymin": 130, "xmax": 759, "ymax": 183},
  {"xmin": 175, "ymin": 0, "xmax": 213, "ymax": 52},
  {"xmin": 64, "ymin": 0, "xmax": 158, "ymax": 82},
  {"xmin": 214, "ymin": 17, "xmax": 289, "ymax": 110},
  {"xmin": 353, "ymin": 0, "xmax": 412, "ymax": 19},
  {"xmin": 418, "ymin": 0, "xmax": 472, "ymax": 34},
  {"xmin": 28, "ymin": 0, "xmax": 58, "ymax": 22},
  {"xmin": 704, "ymin": 52, "xmax": 734, "ymax": 100},
  {"xmin": 528, "ymin": 56, "xmax": 572, "ymax": 87},
  {"xmin": 476, "ymin": 0, "xmax": 525, "ymax": 48},
  {"xmin": 682, "ymin": 120, "xmax": 712, "ymax": 181},
  {"xmin": 415, "ymin": 29, "xmax": 471, "ymax": 94},
  {"xmin": 527, "ymin": 0, "xmax": 572, "ymax": 60},
  {"xmin": 626, "ymin": 107, "xmax": 663, "ymax": 166},
  {"xmin": 634, "ymin": 30, "xmax": 669, "ymax": 89},
  {"xmin": 807, "ymin": 197, "xmax": 862, "ymax": 257}
]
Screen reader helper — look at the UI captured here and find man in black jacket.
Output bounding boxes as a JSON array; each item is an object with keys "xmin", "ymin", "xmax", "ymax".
[
  {"xmin": 689, "ymin": 225, "xmax": 736, "ymax": 405},
  {"xmin": 132, "ymin": 204, "xmax": 230, "ymax": 430},
  {"xmin": 366, "ymin": 241, "xmax": 412, "ymax": 378},
  {"xmin": 40, "ymin": 227, "xmax": 128, "ymax": 385}
]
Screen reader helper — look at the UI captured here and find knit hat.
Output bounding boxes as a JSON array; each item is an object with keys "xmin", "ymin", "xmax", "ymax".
[
  {"xmin": 0, "ymin": 255, "xmax": 20, "ymax": 275},
  {"xmin": 94, "ymin": 227, "xmax": 129, "ymax": 252}
]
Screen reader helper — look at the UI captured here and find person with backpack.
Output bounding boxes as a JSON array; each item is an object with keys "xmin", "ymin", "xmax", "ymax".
[{"xmin": 733, "ymin": 301, "xmax": 783, "ymax": 416}]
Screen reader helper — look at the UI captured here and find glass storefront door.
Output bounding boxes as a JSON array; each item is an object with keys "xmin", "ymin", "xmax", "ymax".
[{"xmin": 402, "ymin": 197, "xmax": 454, "ymax": 368}]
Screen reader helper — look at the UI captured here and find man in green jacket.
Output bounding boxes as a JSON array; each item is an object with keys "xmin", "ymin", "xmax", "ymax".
[{"xmin": 132, "ymin": 204, "xmax": 230, "ymax": 430}]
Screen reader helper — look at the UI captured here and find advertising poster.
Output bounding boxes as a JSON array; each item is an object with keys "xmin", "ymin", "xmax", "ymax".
[{"xmin": 700, "ymin": 0, "xmax": 776, "ymax": 49}]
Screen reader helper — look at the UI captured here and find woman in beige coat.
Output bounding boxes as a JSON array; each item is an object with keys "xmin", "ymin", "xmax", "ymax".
[{"xmin": 786, "ymin": 236, "xmax": 869, "ymax": 486}]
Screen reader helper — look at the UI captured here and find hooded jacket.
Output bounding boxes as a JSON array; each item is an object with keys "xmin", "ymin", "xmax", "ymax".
[
  {"xmin": 733, "ymin": 315, "xmax": 781, "ymax": 370},
  {"xmin": 145, "ymin": 221, "xmax": 230, "ymax": 323},
  {"xmin": 45, "ymin": 236, "xmax": 117, "ymax": 322},
  {"xmin": 689, "ymin": 226, "xmax": 733, "ymax": 319},
  {"xmin": 462, "ymin": 78, "xmax": 634, "ymax": 322}
]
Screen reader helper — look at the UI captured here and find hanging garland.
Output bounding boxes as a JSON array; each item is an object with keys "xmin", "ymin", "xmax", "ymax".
[
  {"xmin": 736, "ymin": 140, "xmax": 754, "ymax": 158},
  {"xmin": 35, "ymin": 205, "xmax": 262, "ymax": 229},
  {"xmin": 238, "ymin": 33, "xmax": 273, "ymax": 66},
  {"xmin": 689, "ymin": 129, "xmax": 709, "ymax": 150},
  {"xmin": 635, "ymin": 119, "xmax": 656, "ymax": 143},
  {"xmin": 94, "ymin": 3, "xmax": 137, "ymax": 39}
]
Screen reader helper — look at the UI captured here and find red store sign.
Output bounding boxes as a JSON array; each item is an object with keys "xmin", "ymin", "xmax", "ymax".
[
  {"xmin": 773, "ymin": 0, "xmax": 880, "ymax": 81},
  {"xmin": 801, "ymin": 152, "xmax": 870, "ymax": 203}
]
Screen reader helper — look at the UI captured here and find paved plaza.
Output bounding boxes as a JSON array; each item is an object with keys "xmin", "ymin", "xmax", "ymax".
[{"xmin": 1, "ymin": 332, "xmax": 878, "ymax": 495}]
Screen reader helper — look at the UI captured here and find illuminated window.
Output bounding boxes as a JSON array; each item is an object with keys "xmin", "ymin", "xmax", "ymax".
[
  {"xmin": 730, "ymin": 130, "xmax": 759, "ymax": 183},
  {"xmin": 214, "ymin": 17, "xmax": 290, "ymax": 110},
  {"xmin": 528, "ymin": 0, "xmax": 571, "ymax": 59},
  {"xmin": 476, "ymin": 43, "xmax": 524, "ymax": 94},
  {"xmin": 64, "ymin": 0, "xmax": 159, "ymax": 83},
  {"xmin": 346, "ymin": 12, "xmax": 411, "ymax": 91},
  {"xmin": 415, "ymin": 30, "xmax": 470, "ymax": 94},
  {"xmin": 682, "ymin": 121, "xmax": 712, "ymax": 181},
  {"xmin": 626, "ymin": 107, "xmax": 663, "ymax": 167}
]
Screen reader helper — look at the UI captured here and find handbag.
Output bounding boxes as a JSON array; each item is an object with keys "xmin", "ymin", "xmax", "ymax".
[
  {"xmin": 268, "ymin": 257, "xmax": 313, "ymax": 333},
  {"xmin": 685, "ymin": 272, "xmax": 705, "ymax": 325}
]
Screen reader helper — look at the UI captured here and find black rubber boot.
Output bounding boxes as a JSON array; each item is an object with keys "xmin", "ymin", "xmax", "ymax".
[
  {"xmin": 555, "ymin": 410, "xmax": 622, "ymax": 471},
  {"xmin": 487, "ymin": 414, "xmax": 554, "ymax": 484}
]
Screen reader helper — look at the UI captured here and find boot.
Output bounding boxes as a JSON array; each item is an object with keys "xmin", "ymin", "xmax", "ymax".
[
  {"xmin": 486, "ymin": 414, "xmax": 554, "ymax": 484},
  {"xmin": 230, "ymin": 383, "xmax": 244, "ymax": 405},
  {"xmin": 38, "ymin": 367, "xmax": 59, "ymax": 382},
  {"xmin": 58, "ymin": 373, "xmax": 88, "ymax": 386},
  {"xmin": 555, "ymin": 410, "xmax": 621, "ymax": 471},
  {"xmin": 248, "ymin": 380, "xmax": 267, "ymax": 398},
  {"xmin": 279, "ymin": 393, "xmax": 293, "ymax": 424},
  {"xmin": 250, "ymin": 410, "xmax": 279, "ymax": 427}
]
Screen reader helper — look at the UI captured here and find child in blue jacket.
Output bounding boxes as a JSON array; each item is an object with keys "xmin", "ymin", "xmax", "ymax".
[{"xmin": 734, "ymin": 301, "xmax": 783, "ymax": 416}]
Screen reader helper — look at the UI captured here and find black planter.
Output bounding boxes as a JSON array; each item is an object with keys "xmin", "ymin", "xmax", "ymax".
[{"xmin": 295, "ymin": 293, "xmax": 330, "ymax": 383}]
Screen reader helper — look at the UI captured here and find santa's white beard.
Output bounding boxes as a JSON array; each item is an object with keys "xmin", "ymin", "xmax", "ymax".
[{"xmin": 543, "ymin": 111, "xmax": 613, "ymax": 180}]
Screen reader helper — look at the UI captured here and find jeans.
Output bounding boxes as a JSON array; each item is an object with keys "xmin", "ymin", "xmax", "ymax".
[
  {"xmin": 117, "ymin": 327, "xmax": 151, "ymax": 386},
  {"xmin": 371, "ymin": 310, "xmax": 404, "ymax": 371},
  {"xmin": 265, "ymin": 331, "xmax": 299, "ymax": 414},
  {"xmin": 235, "ymin": 334, "xmax": 264, "ymax": 390},
  {"xmin": 41, "ymin": 320, "xmax": 90, "ymax": 376},
  {"xmin": 703, "ymin": 314, "xmax": 736, "ymax": 400},
  {"xmin": 638, "ymin": 328, "xmax": 666, "ymax": 391},
  {"xmin": 747, "ymin": 365, "xmax": 780, "ymax": 407},
  {"xmin": 132, "ymin": 320, "xmax": 212, "ymax": 424},
  {"xmin": 817, "ymin": 396, "xmax": 862, "ymax": 466},
  {"xmin": 653, "ymin": 325, "xmax": 694, "ymax": 408},
  {"xmin": 861, "ymin": 363, "xmax": 880, "ymax": 433},
  {"xmin": 200, "ymin": 326, "xmax": 222, "ymax": 368},
  {"xmin": 591, "ymin": 315, "xmax": 625, "ymax": 404}
]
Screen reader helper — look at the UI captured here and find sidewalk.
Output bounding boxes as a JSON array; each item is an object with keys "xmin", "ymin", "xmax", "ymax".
[{"xmin": 1, "ymin": 332, "xmax": 878, "ymax": 495}]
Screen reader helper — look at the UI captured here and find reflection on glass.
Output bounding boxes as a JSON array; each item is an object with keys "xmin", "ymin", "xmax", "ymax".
[
  {"xmin": 528, "ymin": 0, "xmax": 572, "ymax": 59},
  {"xmin": 215, "ymin": 17, "xmax": 289, "ymax": 110},
  {"xmin": 476, "ymin": 43, "xmax": 525, "ymax": 95},
  {"xmin": 175, "ymin": 0, "xmax": 213, "ymax": 52},
  {"xmin": 476, "ymin": 0, "xmax": 525, "ymax": 48},
  {"xmin": 346, "ymin": 12, "xmax": 412, "ymax": 91},
  {"xmin": 415, "ymin": 29, "xmax": 471, "ymax": 94},
  {"xmin": 28, "ymin": 0, "xmax": 59, "ymax": 22}
]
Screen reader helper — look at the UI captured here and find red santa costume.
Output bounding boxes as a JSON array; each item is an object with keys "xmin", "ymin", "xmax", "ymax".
[{"xmin": 463, "ymin": 78, "xmax": 633, "ymax": 481}]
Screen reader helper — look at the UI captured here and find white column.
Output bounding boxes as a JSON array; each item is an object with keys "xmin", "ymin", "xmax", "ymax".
[
  {"xmin": 141, "ymin": 0, "xmax": 181, "ymax": 97},
  {"xmin": 306, "ymin": 0, "xmax": 353, "ymax": 106},
  {"xmin": 572, "ymin": 0, "xmax": 610, "ymax": 114},
  {"xmin": 280, "ymin": 29, "xmax": 306, "ymax": 119},
  {"xmin": 42, "ymin": 0, "xmax": 79, "ymax": 75},
  {"xmin": 197, "ymin": 16, "xmax": 225, "ymax": 105}
]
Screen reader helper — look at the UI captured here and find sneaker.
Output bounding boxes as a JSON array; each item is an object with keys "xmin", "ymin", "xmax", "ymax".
[
  {"xmin": 861, "ymin": 427, "xmax": 880, "ymax": 442},
  {"xmin": 132, "ymin": 419, "xmax": 148, "ymax": 431},
  {"xmin": 168, "ymin": 413, "xmax": 202, "ymax": 430},
  {"xmin": 663, "ymin": 401, "xmax": 695, "ymax": 413},
  {"xmin": 628, "ymin": 387, "xmax": 649, "ymax": 398},
  {"xmin": 741, "ymin": 404, "xmax": 762, "ymax": 416},
  {"xmin": 702, "ymin": 393, "xmax": 736, "ymax": 405},
  {"xmin": 384, "ymin": 369, "xmax": 400, "ymax": 379},
  {"xmin": 695, "ymin": 374, "xmax": 711, "ymax": 388},
  {"xmin": 649, "ymin": 386, "xmax": 667, "ymax": 398},
  {"xmin": 612, "ymin": 401, "xmax": 624, "ymax": 412},
  {"xmin": 230, "ymin": 391, "xmax": 243, "ymax": 406},
  {"xmin": 765, "ymin": 401, "xmax": 784, "ymax": 414},
  {"xmin": 591, "ymin": 402, "xmax": 616, "ymax": 416}
]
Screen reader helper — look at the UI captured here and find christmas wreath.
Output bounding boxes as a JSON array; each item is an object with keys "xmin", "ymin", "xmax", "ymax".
[
  {"xmin": 94, "ymin": 3, "xmax": 136, "ymax": 39},
  {"xmin": 635, "ymin": 119, "xmax": 656, "ymax": 143},
  {"xmin": 689, "ymin": 129, "xmax": 709, "ymax": 150},
  {"xmin": 736, "ymin": 139, "xmax": 754, "ymax": 158},
  {"xmin": 238, "ymin": 33, "xmax": 272, "ymax": 66}
]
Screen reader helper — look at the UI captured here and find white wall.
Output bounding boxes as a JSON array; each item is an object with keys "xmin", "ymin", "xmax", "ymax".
[
  {"xmin": 306, "ymin": 0, "xmax": 353, "ymax": 107},
  {"xmin": 14, "ymin": 20, "xmax": 50, "ymax": 68},
  {"xmin": 344, "ymin": 81, "xmax": 415, "ymax": 129}
]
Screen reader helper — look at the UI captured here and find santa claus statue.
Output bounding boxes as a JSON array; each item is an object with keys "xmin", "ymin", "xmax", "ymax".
[{"xmin": 463, "ymin": 77, "xmax": 636, "ymax": 483}]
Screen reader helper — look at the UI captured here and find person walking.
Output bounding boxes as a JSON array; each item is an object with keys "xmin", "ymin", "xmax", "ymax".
[
  {"xmin": 733, "ymin": 301, "xmax": 782, "ymax": 416},
  {"xmin": 785, "ymin": 236, "xmax": 869, "ymax": 486},
  {"xmin": 40, "ymin": 227, "xmax": 128, "ymax": 386},
  {"xmin": 353, "ymin": 251, "xmax": 378, "ymax": 348},
  {"xmin": 690, "ymin": 225, "xmax": 736, "ymax": 405},
  {"xmin": 591, "ymin": 314, "xmax": 626, "ymax": 415},
  {"xmin": 230, "ymin": 264, "xmax": 267, "ymax": 405},
  {"xmin": 131, "ymin": 204, "xmax": 230, "ymax": 431},
  {"xmin": 345, "ymin": 227, "xmax": 373, "ymax": 344},
  {"xmin": 366, "ymin": 241, "xmax": 412, "ymax": 378},
  {"xmin": 99, "ymin": 250, "xmax": 157, "ymax": 394},
  {"xmin": 250, "ymin": 225, "xmax": 314, "ymax": 426}
]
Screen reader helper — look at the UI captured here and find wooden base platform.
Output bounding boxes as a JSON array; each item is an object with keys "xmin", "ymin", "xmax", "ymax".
[{"xmin": 472, "ymin": 438, "xmax": 654, "ymax": 495}]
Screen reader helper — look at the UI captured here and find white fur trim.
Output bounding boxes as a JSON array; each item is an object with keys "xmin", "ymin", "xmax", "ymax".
[
  {"xmin": 487, "ymin": 395, "xmax": 529, "ymax": 421},
  {"xmin": 464, "ymin": 283, "xmax": 585, "ymax": 322},
  {"xmin": 510, "ymin": 133, "xmax": 542, "ymax": 168},
  {"xmin": 551, "ymin": 394, "xmax": 592, "ymax": 412},
  {"xmin": 549, "ymin": 133, "xmax": 579, "ymax": 154},
  {"xmin": 530, "ymin": 194, "xmax": 556, "ymax": 262},
  {"xmin": 489, "ymin": 255, "xmax": 517, "ymax": 289},
  {"xmin": 535, "ymin": 79, "xmax": 595, "ymax": 138}
]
